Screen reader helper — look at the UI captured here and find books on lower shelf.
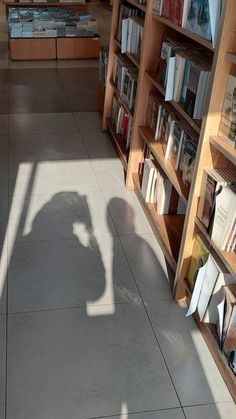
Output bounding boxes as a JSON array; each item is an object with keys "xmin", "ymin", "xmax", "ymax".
[
  {"xmin": 218, "ymin": 73, "xmax": 236, "ymax": 149},
  {"xmin": 111, "ymin": 96, "xmax": 133, "ymax": 151},
  {"xmin": 113, "ymin": 54, "xmax": 138, "ymax": 111},
  {"xmin": 141, "ymin": 155, "xmax": 187, "ymax": 214},
  {"xmin": 197, "ymin": 167, "xmax": 236, "ymax": 251},
  {"xmin": 187, "ymin": 253, "xmax": 236, "ymax": 374},
  {"xmin": 153, "ymin": 0, "xmax": 223, "ymax": 47},
  {"xmin": 158, "ymin": 36, "xmax": 212, "ymax": 119}
]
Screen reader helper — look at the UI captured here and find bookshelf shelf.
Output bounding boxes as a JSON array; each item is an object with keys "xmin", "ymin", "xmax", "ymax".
[
  {"xmin": 102, "ymin": 0, "xmax": 236, "ymax": 400},
  {"xmin": 195, "ymin": 217, "xmax": 236, "ymax": 278},
  {"xmin": 138, "ymin": 126, "xmax": 190, "ymax": 204},
  {"xmin": 106, "ymin": 118, "xmax": 128, "ymax": 171},
  {"xmin": 145, "ymin": 71, "xmax": 202, "ymax": 134},
  {"xmin": 126, "ymin": 0, "xmax": 146, "ymax": 13},
  {"xmin": 210, "ymin": 136, "xmax": 236, "ymax": 166},
  {"xmin": 225, "ymin": 52, "xmax": 236, "ymax": 64},
  {"xmin": 133, "ymin": 173, "xmax": 185, "ymax": 272},
  {"xmin": 114, "ymin": 39, "xmax": 140, "ymax": 69},
  {"xmin": 183, "ymin": 278, "xmax": 236, "ymax": 398},
  {"xmin": 152, "ymin": 13, "xmax": 214, "ymax": 51}
]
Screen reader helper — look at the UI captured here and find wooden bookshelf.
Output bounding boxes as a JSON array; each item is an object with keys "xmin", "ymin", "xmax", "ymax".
[
  {"xmin": 102, "ymin": 0, "xmax": 236, "ymax": 401},
  {"xmin": 114, "ymin": 38, "xmax": 140, "ymax": 68},
  {"xmin": 106, "ymin": 118, "xmax": 128, "ymax": 171}
]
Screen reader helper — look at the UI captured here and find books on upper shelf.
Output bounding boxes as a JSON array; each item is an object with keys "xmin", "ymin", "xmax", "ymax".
[
  {"xmin": 121, "ymin": 17, "xmax": 144, "ymax": 61},
  {"xmin": 113, "ymin": 54, "xmax": 138, "ymax": 111},
  {"xmin": 187, "ymin": 233, "xmax": 209, "ymax": 290},
  {"xmin": 141, "ymin": 158, "xmax": 158, "ymax": 203},
  {"xmin": 111, "ymin": 96, "xmax": 133, "ymax": 151},
  {"xmin": 197, "ymin": 167, "xmax": 236, "ymax": 251},
  {"xmin": 153, "ymin": 1, "xmax": 223, "ymax": 47},
  {"xmin": 117, "ymin": 3, "xmax": 145, "ymax": 44},
  {"xmin": 218, "ymin": 74, "xmax": 236, "ymax": 149},
  {"xmin": 158, "ymin": 36, "xmax": 212, "ymax": 119}
]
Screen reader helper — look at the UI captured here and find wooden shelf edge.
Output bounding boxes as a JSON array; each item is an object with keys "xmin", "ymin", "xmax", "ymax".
[
  {"xmin": 126, "ymin": 0, "xmax": 146, "ymax": 13},
  {"xmin": 132, "ymin": 172, "xmax": 187, "ymax": 272},
  {"xmin": 106, "ymin": 118, "xmax": 128, "ymax": 172},
  {"xmin": 145, "ymin": 71, "xmax": 202, "ymax": 135},
  {"xmin": 138, "ymin": 126, "xmax": 190, "ymax": 204},
  {"xmin": 195, "ymin": 218, "xmax": 236, "ymax": 278},
  {"xmin": 210, "ymin": 136, "xmax": 236, "ymax": 165},
  {"xmin": 152, "ymin": 13, "xmax": 214, "ymax": 51},
  {"xmin": 114, "ymin": 39, "xmax": 140, "ymax": 69}
]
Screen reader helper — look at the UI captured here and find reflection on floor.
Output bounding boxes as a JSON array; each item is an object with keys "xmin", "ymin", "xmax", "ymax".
[{"xmin": 0, "ymin": 1, "xmax": 236, "ymax": 419}]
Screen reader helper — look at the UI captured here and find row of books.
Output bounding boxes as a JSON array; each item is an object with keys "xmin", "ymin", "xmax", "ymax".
[
  {"xmin": 113, "ymin": 54, "xmax": 138, "ymax": 112},
  {"xmin": 141, "ymin": 152, "xmax": 187, "ymax": 215},
  {"xmin": 218, "ymin": 73, "xmax": 236, "ymax": 149},
  {"xmin": 146, "ymin": 90, "xmax": 199, "ymax": 187},
  {"xmin": 121, "ymin": 17, "xmax": 144, "ymax": 61},
  {"xmin": 197, "ymin": 166, "xmax": 236, "ymax": 252},
  {"xmin": 153, "ymin": 0, "xmax": 223, "ymax": 47},
  {"xmin": 159, "ymin": 36, "xmax": 212, "ymax": 119},
  {"xmin": 117, "ymin": 3, "xmax": 145, "ymax": 45},
  {"xmin": 98, "ymin": 46, "xmax": 109, "ymax": 91},
  {"xmin": 8, "ymin": 7, "xmax": 97, "ymax": 38},
  {"xmin": 187, "ymin": 237, "xmax": 236, "ymax": 374},
  {"xmin": 111, "ymin": 96, "xmax": 133, "ymax": 152}
]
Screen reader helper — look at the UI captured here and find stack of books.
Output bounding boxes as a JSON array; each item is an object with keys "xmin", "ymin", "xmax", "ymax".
[
  {"xmin": 158, "ymin": 36, "xmax": 212, "ymax": 119},
  {"xmin": 8, "ymin": 7, "xmax": 98, "ymax": 39},
  {"xmin": 117, "ymin": 3, "xmax": 145, "ymax": 45},
  {"xmin": 111, "ymin": 96, "xmax": 133, "ymax": 151},
  {"xmin": 121, "ymin": 17, "xmax": 144, "ymax": 61},
  {"xmin": 153, "ymin": 0, "xmax": 223, "ymax": 47},
  {"xmin": 197, "ymin": 167, "xmax": 236, "ymax": 251},
  {"xmin": 218, "ymin": 73, "xmax": 236, "ymax": 149},
  {"xmin": 113, "ymin": 54, "xmax": 138, "ymax": 112}
]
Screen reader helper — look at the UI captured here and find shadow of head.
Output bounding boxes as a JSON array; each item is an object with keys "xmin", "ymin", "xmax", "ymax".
[{"xmin": 106, "ymin": 197, "xmax": 135, "ymax": 235}]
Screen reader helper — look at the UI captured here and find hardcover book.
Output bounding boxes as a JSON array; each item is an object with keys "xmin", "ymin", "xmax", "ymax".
[
  {"xmin": 184, "ymin": 0, "xmax": 212, "ymax": 41},
  {"xmin": 187, "ymin": 233, "xmax": 209, "ymax": 290}
]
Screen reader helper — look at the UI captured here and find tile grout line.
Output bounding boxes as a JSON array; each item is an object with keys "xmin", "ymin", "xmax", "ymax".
[{"xmin": 87, "ymin": 405, "xmax": 185, "ymax": 419}]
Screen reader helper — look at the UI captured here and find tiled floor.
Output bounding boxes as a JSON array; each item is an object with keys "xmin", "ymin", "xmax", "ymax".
[{"xmin": 0, "ymin": 2, "xmax": 236, "ymax": 419}]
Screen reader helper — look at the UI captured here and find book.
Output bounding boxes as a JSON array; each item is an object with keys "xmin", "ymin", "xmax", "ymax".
[
  {"xmin": 197, "ymin": 254, "xmax": 220, "ymax": 321},
  {"xmin": 211, "ymin": 186, "xmax": 236, "ymax": 250},
  {"xmin": 221, "ymin": 284, "xmax": 236, "ymax": 349},
  {"xmin": 219, "ymin": 74, "xmax": 236, "ymax": 147},
  {"xmin": 187, "ymin": 233, "xmax": 209, "ymax": 290},
  {"xmin": 141, "ymin": 159, "xmax": 158, "ymax": 203},
  {"xmin": 153, "ymin": 0, "xmax": 163, "ymax": 15},
  {"xmin": 197, "ymin": 167, "xmax": 236, "ymax": 231},
  {"xmin": 223, "ymin": 305, "xmax": 236, "ymax": 358},
  {"xmin": 170, "ymin": 122, "xmax": 184, "ymax": 170},
  {"xmin": 156, "ymin": 172, "xmax": 182, "ymax": 215},
  {"xmin": 184, "ymin": 0, "xmax": 212, "ymax": 42}
]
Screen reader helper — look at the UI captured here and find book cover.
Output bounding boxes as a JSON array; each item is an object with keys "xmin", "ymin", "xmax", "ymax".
[
  {"xmin": 141, "ymin": 159, "xmax": 157, "ymax": 202},
  {"xmin": 170, "ymin": 122, "xmax": 184, "ymax": 170},
  {"xmin": 184, "ymin": 63, "xmax": 201, "ymax": 117},
  {"xmin": 221, "ymin": 284, "xmax": 236, "ymax": 349},
  {"xmin": 153, "ymin": 0, "xmax": 163, "ymax": 15},
  {"xmin": 181, "ymin": 135, "xmax": 198, "ymax": 186},
  {"xmin": 197, "ymin": 254, "xmax": 220, "ymax": 321},
  {"xmin": 187, "ymin": 233, "xmax": 209, "ymax": 290},
  {"xmin": 169, "ymin": 0, "xmax": 185, "ymax": 26},
  {"xmin": 211, "ymin": 186, "xmax": 236, "ymax": 249},
  {"xmin": 221, "ymin": 74, "xmax": 236, "ymax": 128},
  {"xmin": 185, "ymin": 0, "xmax": 212, "ymax": 41},
  {"xmin": 197, "ymin": 169, "xmax": 218, "ymax": 230},
  {"xmin": 161, "ymin": 0, "xmax": 171, "ymax": 19},
  {"xmin": 223, "ymin": 305, "xmax": 236, "ymax": 358}
]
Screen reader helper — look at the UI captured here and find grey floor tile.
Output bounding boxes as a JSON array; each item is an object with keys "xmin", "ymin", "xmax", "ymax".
[
  {"xmin": 0, "ymin": 315, "xmax": 6, "ymax": 419},
  {"xmin": 9, "ymin": 160, "xmax": 100, "ymax": 196},
  {"xmin": 9, "ymin": 113, "xmax": 78, "ymax": 135},
  {"xmin": 0, "ymin": 115, "xmax": 8, "ymax": 135},
  {"xmin": 0, "ymin": 135, "xmax": 8, "ymax": 161},
  {"xmin": 184, "ymin": 402, "xmax": 236, "ymax": 419},
  {"xmin": 99, "ymin": 409, "xmax": 185, "ymax": 419},
  {"xmin": 81, "ymin": 131, "xmax": 117, "ymax": 159},
  {"xmin": 74, "ymin": 111, "xmax": 102, "ymax": 133},
  {"xmin": 120, "ymin": 234, "xmax": 173, "ymax": 302},
  {"xmin": 67, "ymin": 94, "xmax": 98, "ymax": 112},
  {"xmin": 9, "ymin": 96, "xmax": 71, "ymax": 114},
  {"xmin": 146, "ymin": 301, "xmax": 233, "ymax": 406},
  {"xmin": 8, "ymin": 190, "xmax": 117, "ymax": 244},
  {"xmin": 103, "ymin": 190, "xmax": 153, "ymax": 236},
  {"xmin": 91, "ymin": 158, "xmax": 126, "ymax": 191},
  {"xmin": 0, "ymin": 244, "xmax": 7, "ymax": 315},
  {"xmin": 7, "ymin": 304, "xmax": 179, "ymax": 419},
  {"xmin": 0, "ymin": 162, "xmax": 8, "ymax": 198},
  {"xmin": 8, "ymin": 235, "xmax": 140, "ymax": 312},
  {"xmin": 9, "ymin": 132, "xmax": 87, "ymax": 161}
]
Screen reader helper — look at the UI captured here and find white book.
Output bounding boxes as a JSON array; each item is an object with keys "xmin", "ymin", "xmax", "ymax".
[
  {"xmin": 141, "ymin": 159, "xmax": 156, "ymax": 203},
  {"xmin": 165, "ymin": 120, "xmax": 177, "ymax": 160},
  {"xmin": 156, "ymin": 173, "xmax": 172, "ymax": 215},
  {"xmin": 165, "ymin": 56, "xmax": 176, "ymax": 101},
  {"xmin": 121, "ymin": 19, "xmax": 128, "ymax": 53},
  {"xmin": 154, "ymin": 104, "xmax": 163, "ymax": 141},
  {"xmin": 182, "ymin": 0, "xmax": 191, "ymax": 27},
  {"xmin": 211, "ymin": 186, "xmax": 236, "ymax": 250},
  {"xmin": 153, "ymin": 0, "xmax": 163, "ymax": 15},
  {"xmin": 127, "ymin": 18, "xmax": 133, "ymax": 53},
  {"xmin": 198, "ymin": 255, "xmax": 220, "ymax": 321},
  {"xmin": 173, "ymin": 53, "xmax": 186, "ymax": 102},
  {"xmin": 209, "ymin": 0, "xmax": 221, "ymax": 48}
]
